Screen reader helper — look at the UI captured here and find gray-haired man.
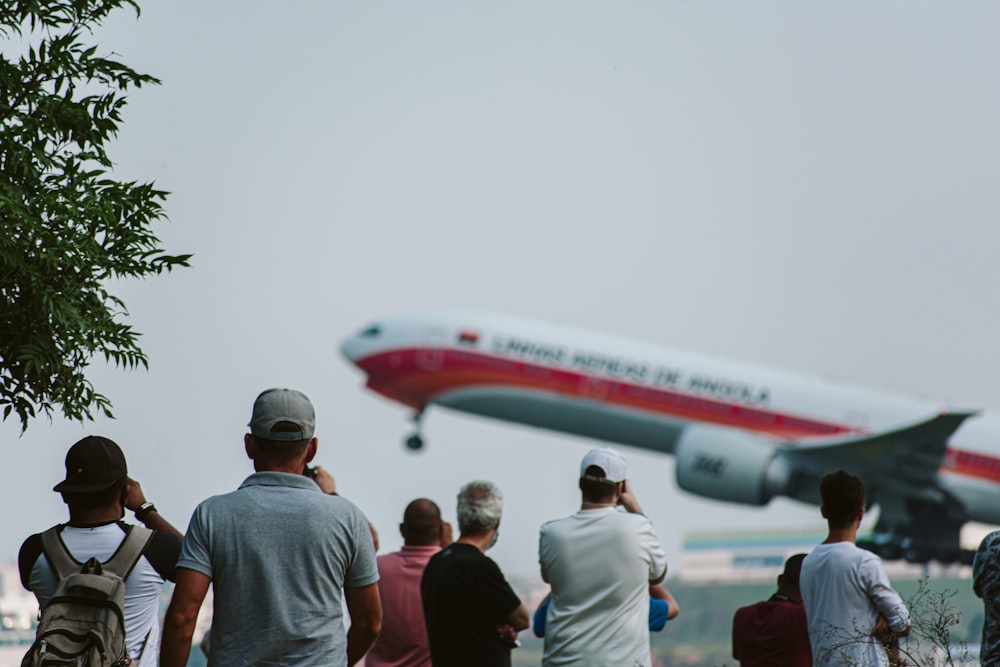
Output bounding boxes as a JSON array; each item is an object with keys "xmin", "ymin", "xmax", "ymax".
[
  {"xmin": 161, "ymin": 388, "xmax": 382, "ymax": 667},
  {"xmin": 421, "ymin": 481, "xmax": 530, "ymax": 667}
]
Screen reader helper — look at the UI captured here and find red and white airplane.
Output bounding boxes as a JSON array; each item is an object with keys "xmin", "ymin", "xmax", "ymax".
[{"xmin": 341, "ymin": 311, "xmax": 999, "ymax": 563}]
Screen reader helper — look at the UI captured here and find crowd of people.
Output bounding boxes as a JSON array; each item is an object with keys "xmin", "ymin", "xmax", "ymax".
[{"xmin": 14, "ymin": 386, "xmax": 1000, "ymax": 666}]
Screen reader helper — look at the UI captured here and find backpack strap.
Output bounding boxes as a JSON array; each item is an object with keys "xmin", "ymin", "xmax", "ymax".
[
  {"xmin": 40, "ymin": 524, "xmax": 155, "ymax": 582},
  {"xmin": 103, "ymin": 525, "xmax": 154, "ymax": 580},
  {"xmin": 39, "ymin": 526, "xmax": 78, "ymax": 581}
]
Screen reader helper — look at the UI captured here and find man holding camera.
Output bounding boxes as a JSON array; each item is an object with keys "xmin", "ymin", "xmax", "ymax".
[
  {"xmin": 538, "ymin": 447, "xmax": 668, "ymax": 667},
  {"xmin": 20, "ymin": 436, "xmax": 183, "ymax": 667},
  {"xmin": 161, "ymin": 388, "xmax": 382, "ymax": 667}
]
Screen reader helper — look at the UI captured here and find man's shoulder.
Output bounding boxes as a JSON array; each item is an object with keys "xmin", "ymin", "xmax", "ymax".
[
  {"xmin": 540, "ymin": 514, "xmax": 574, "ymax": 534},
  {"xmin": 979, "ymin": 530, "xmax": 1000, "ymax": 555},
  {"xmin": 428, "ymin": 544, "xmax": 494, "ymax": 571},
  {"xmin": 17, "ymin": 530, "xmax": 48, "ymax": 589},
  {"xmin": 808, "ymin": 541, "xmax": 873, "ymax": 563},
  {"xmin": 735, "ymin": 598, "xmax": 805, "ymax": 622},
  {"xmin": 377, "ymin": 549, "xmax": 405, "ymax": 568}
]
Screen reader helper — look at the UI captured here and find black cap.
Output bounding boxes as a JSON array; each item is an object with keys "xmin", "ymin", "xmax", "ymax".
[{"xmin": 53, "ymin": 436, "xmax": 128, "ymax": 493}]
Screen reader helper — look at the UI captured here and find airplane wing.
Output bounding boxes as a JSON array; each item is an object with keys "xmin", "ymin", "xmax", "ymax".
[
  {"xmin": 782, "ymin": 410, "xmax": 977, "ymax": 490},
  {"xmin": 780, "ymin": 410, "xmax": 979, "ymax": 563}
]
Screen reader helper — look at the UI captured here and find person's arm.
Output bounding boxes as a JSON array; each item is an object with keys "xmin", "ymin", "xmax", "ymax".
[
  {"xmin": 496, "ymin": 602, "xmax": 531, "ymax": 647},
  {"xmin": 618, "ymin": 480, "xmax": 645, "ymax": 515},
  {"xmin": 160, "ymin": 568, "xmax": 211, "ymax": 667},
  {"xmin": 345, "ymin": 582, "xmax": 381, "ymax": 666},
  {"xmin": 636, "ymin": 510, "xmax": 668, "ymax": 585},
  {"xmin": 313, "ymin": 466, "xmax": 337, "ymax": 494},
  {"xmin": 125, "ymin": 477, "xmax": 183, "ymax": 540},
  {"xmin": 863, "ymin": 558, "xmax": 910, "ymax": 635},
  {"xmin": 507, "ymin": 601, "xmax": 530, "ymax": 632},
  {"xmin": 649, "ymin": 583, "xmax": 680, "ymax": 620}
]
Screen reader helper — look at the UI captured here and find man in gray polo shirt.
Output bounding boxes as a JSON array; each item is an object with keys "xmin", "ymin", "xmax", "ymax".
[{"xmin": 161, "ymin": 388, "xmax": 382, "ymax": 666}]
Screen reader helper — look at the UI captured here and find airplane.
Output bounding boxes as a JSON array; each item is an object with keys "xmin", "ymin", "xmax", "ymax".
[{"xmin": 340, "ymin": 311, "xmax": 1000, "ymax": 564}]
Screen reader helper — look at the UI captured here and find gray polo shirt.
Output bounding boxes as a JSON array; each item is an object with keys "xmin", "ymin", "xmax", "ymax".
[{"xmin": 178, "ymin": 472, "xmax": 379, "ymax": 666}]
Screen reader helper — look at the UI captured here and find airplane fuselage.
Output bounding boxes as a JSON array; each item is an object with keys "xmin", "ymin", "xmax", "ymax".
[{"xmin": 341, "ymin": 312, "xmax": 1000, "ymax": 559}]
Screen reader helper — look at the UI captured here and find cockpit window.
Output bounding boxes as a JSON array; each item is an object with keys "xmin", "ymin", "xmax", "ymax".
[{"xmin": 360, "ymin": 324, "xmax": 382, "ymax": 338}]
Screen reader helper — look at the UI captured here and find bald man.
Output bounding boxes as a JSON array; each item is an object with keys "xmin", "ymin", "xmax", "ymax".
[{"xmin": 367, "ymin": 499, "xmax": 452, "ymax": 667}]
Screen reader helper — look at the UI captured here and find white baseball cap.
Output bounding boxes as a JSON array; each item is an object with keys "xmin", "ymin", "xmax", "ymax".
[{"xmin": 579, "ymin": 446, "xmax": 627, "ymax": 483}]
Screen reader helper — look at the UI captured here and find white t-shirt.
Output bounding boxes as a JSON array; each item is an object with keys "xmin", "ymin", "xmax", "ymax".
[
  {"xmin": 539, "ymin": 507, "xmax": 668, "ymax": 667},
  {"xmin": 25, "ymin": 523, "xmax": 174, "ymax": 667},
  {"xmin": 800, "ymin": 541, "xmax": 909, "ymax": 667}
]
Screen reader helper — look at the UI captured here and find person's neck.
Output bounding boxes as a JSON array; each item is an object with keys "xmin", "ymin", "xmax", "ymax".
[
  {"xmin": 68, "ymin": 507, "xmax": 121, "ymax": 527},
  {"xmin": 580, "ymin": 494, "xmax": 619, "ymax": 510},
  {"xmin": 457, "ymin": 532, "xmax": 494, "ymax": 553},
  {"xmin": 254, "ymin": 462, "xmax": 305, "ymax": 474},
  {"xmin": 823, "ymin": 524, "xmax": 858, "ymax": 544},
  {"xmin": 775, "ymin": 588, "xmax": 803, "ymax": 605}
]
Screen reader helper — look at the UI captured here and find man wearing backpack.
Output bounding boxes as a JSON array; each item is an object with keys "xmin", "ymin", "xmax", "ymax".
[
  {"xmin": 160, "ymin": 387, "xmax": 382, "ymax": 667},
  {"xmin": 18, "ymin": 435, "xmax": 184, "ymax": 666}
]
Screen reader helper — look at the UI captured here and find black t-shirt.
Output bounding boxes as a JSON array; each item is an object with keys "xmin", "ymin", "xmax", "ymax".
[{"xmin": 420, "ymin": 542, "xmax": 522, "ymax": 667}]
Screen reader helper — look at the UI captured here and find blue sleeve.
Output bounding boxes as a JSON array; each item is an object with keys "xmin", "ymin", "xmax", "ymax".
[
  {"xmin": 649, "ymin": 599, "xmax": 670, "ymax": 632},
  {"xmin": 533, "ymin": 596, "xmax": 551, "ymax": 637}
]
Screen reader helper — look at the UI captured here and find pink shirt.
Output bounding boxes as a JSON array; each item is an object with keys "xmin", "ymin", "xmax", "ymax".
[{"xmin": 365, "ymin": 545, "xmax": 441, "ymax": 667}]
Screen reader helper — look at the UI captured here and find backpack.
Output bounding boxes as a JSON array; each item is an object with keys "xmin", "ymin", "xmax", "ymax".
[{"xmin": 22, "ymin": 525, "xmax": 153, "ymax": 667}]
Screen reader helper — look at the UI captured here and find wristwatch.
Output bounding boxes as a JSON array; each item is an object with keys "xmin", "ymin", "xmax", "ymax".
[{"xmin": 134, "ymin": 502, "xmax": 157, "ymax": 521}]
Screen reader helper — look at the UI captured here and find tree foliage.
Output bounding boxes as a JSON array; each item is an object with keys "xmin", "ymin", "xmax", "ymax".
[{"xmin": 0, "ymin": 0, "xmax": 190, "ymax": 431}]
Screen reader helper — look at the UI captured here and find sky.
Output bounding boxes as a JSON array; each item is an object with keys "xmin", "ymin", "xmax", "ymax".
[{"xmin": 2, "ymin": 1, "xmax": 999, "ymax": 580}]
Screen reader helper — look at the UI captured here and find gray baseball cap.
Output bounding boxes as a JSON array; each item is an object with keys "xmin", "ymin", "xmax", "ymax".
[{"xmin": 248, "ymin": 388, "xmax": 316, "ymax": 441}]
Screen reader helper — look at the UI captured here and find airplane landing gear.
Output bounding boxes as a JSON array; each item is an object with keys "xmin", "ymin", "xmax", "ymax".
[{"xmin": 404, "ymin": 408, "xmax": 425, "ymax": 452}]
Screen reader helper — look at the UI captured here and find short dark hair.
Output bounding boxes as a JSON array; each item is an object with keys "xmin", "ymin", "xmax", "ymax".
[
  {"xmin": 62, "ymin": 477, "xmax": 127, "ymax": 511},
  {"xmin": 251, "ymin": 420, "xmax": 311, "ymax": 461},
  {"xmin": 820, "ymin": 470, "xmax": 865, "ymax": 528},
  {"xmin": 778, "ymin": 553, "xmax": 807, "ymax": 590},
  {"xmin": 579, "ymin": 465, "xmax": 618, "ymax": 503},
  {"xmin": 401, "ymin": 498, "xmax": 442, "ymax": 546}
]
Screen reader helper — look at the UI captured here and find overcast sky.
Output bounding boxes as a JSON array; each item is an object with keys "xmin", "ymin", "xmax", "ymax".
[{"xmin": 2, "ymin": 1, "xmax": 999, "ymax": 579}]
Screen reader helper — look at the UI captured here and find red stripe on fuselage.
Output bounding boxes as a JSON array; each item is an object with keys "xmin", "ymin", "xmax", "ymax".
[
  {"xmin": 354, "ymin": 346, "xmax": 1000, "ymax": 485},
  {"xmin": 356, "ymin": 347, "xmax": 851, "ymax": 439},
  {"xmin": 943, "ymin": 449, "xmax": 1000, "ymax": 484}
]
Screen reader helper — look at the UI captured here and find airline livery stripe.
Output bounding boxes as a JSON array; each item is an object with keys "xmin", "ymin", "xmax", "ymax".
[
  {"xmin": 356, "ymin": 347, "xmax": 850, "ymax": 438},
  {"xmin": 355, "ymin": 346, "xmax": 1000, "ymax": 484}
]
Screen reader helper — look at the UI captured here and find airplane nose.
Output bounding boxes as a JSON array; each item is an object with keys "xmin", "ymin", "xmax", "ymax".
[
  {"xmin": 340, "ymin": 336, "xmax": 364, "ymax": 363},
  {"xmin": 340, "ymin": 323, "xmax": 384, "ymax": 363}
]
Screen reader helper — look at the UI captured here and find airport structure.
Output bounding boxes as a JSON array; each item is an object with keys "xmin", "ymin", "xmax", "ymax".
[{"xmin": 678, "ymin": 529, "xmax": 974, "ymax": 583}]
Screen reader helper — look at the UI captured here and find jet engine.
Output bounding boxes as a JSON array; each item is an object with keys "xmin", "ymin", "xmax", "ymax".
[{"xmin": 674, "ymin": 425, "xmax": 792, "ymax": 506}]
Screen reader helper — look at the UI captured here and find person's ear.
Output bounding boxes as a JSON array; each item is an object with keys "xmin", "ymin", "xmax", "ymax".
[
  {"xmin": 304, "ymin": 438, "xmax": 318, "ymax": 463},
  {"xmin": 244, "ymin": 433, "xmax": 256, "ymax": 460}
]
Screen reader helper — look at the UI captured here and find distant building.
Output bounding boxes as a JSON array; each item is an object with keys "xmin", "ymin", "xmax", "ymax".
[{"xmin": 680, "ymin": 530, "xmax": 967, "ymax": 583}]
